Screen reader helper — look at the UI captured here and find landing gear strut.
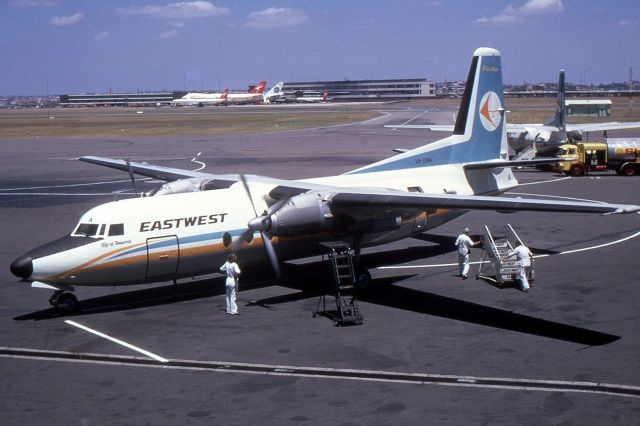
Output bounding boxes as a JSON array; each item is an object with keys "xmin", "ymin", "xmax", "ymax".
[
  {"xmin": 49, "ymin": 291, "xmax": 79, "ymax": 313},
  {"xmin": 352, "ymin": 236, "xmax": 372, "ymax": 289}
]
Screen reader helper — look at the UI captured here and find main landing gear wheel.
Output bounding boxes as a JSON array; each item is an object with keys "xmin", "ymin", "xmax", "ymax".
[
  {"xmin": 355, "ymin": 269, "xmax": 372, "ymax": 289},
  {"xmin": 49, "ymin": 291, "xmax": 79, "ymax": 313}
]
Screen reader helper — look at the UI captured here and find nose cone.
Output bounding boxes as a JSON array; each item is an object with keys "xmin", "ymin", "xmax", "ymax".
[{"xmin": 10, "ymin": 255, "xmax": 33, "ymax": 280}]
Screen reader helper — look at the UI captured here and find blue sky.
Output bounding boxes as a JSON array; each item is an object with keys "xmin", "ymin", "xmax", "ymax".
[{"xmin": 1, "ymin": 0, "xmax": 639, "ymax": 95}]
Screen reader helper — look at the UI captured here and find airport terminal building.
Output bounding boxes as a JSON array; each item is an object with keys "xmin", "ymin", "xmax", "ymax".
[
  {"xmin": 284, "ymin": 79, "xmax": 435, "ymax": 101},
  {"xmin": 59, "ymin": 92, "xmax": 181, "ymax": 107},
  {"xmin": 58, "ymin": 79, "xmax": 435, "ymax": 106}
]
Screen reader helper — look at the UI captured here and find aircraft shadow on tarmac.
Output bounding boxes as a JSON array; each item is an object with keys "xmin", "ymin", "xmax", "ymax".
[{"xmin": 13, "ymin": 237, "xmax": 610, "ymax": 346}]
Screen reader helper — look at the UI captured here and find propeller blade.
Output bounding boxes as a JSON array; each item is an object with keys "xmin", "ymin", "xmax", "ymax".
[
  {"xmin": 239, "ymin": 174, "xmax": 258, "ymax": 217},
  {"xmin": 238, "ymin": 173, "xmax": 284, "ymax": 278},
  {"xmin": 125, "ymin": 159, "xmax": 139, "ymax": 196},
  {"xmin": 261, "ymin": 231, "xmax": 281, "ymax": 278}
]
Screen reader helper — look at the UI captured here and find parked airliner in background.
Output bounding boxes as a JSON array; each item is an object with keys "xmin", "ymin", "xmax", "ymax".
[
  {"xmin": 295, "ymin": 89, "xmax": 330, "ymax": 103},
  {"xmin": 10, "ymin": 48, "xmax": 640, "ymax": 312},
  {"xmin": 263, "ymin": 82, "xmax": 285, "ymax": 104},
  {"xmin": 386, "ymin": 70, "xmax": 640, "ymax": 156},
  {"xmin": 226, "ymin": 80, "xmax": 267, "ymax": 104},
  {"xmin": 171, "ymin": 88, "xmax": 228, "ymax": 107}
]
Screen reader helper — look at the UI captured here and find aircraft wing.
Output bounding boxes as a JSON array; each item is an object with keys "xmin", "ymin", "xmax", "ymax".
[
  {"xmin": 328, "ymin": 188, "xmax": 640, "ymax": 215},
  {"xmin": 383, "ymin": 123, "xmax": 553, "ymax": 134},
  {"xmin": 384, "ymin": 124, "xmax": 454, "ymax": 131},
  {"xmin": 79, "ymin": 156, "xmax": 335, "ymax": 194},
  {"xmin": 80, "ymin": 156, "xmax": 639, "ymax": 214},
  {"xmin": 566, "ymin": 122, "xmax": 640, "ymax": 133},
  {"xmin": 80, "ymin": 156, "xmax": 214, "ymax": 181}
]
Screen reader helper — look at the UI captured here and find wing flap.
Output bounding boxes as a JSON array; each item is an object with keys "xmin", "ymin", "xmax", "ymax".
[{"xmin": 331, "ymin": 191, "xmax": 640, "ymax": 215}]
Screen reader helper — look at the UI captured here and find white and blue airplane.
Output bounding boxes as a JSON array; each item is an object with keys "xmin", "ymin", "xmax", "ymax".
[{"xmin": 10, "ymin": 48, "xmax": 640, "ymax": 312}]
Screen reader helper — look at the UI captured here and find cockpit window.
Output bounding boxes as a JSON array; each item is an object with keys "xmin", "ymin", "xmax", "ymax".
[
  {"xmin": 108, "ymin": 224, "xmax": 125, "ymax": 236},
  {"xmin": 73, "ymin": 223, "xmax": 100, "ymax": 237}
]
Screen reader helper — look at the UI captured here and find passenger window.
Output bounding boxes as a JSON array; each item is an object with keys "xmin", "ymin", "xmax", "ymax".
[
  {"xmin": 74, "ymin": 223, "xmax": 99, "ymax": 237},
  {"xmin": 108, "ymin": 224, "xmax": 125, "ymax": 236}
]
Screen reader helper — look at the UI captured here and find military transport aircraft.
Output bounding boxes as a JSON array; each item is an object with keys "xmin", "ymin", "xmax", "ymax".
[{"xmin": 10, "ymin": 48, "xmax": 640, "ymax": 312}]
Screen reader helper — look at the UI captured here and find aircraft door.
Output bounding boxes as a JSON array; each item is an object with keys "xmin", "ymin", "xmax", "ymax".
[{"xmin": 146, "ymin": 235, "xmax": 180, "ymax": 279}]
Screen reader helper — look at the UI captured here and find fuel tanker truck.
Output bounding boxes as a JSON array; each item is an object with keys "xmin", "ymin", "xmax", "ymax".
[{"xmin": 555, "ymin": 138, "xmax": 640, "ymax": 176}]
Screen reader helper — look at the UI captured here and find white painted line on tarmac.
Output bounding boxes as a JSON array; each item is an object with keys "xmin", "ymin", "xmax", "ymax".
[
  {"xmin": 65, "ymin": 320, "xmax": 168, "ymax": 363},
  {"xmin": 0, "ymin": 192, "xmax": 125, "ymax": 196},
  {"xmin": 516, "ymin": 176, "xmax": 572, "ymax": 186},
  {"xmin": 388, "ymin": 109, "xmax": 432, "ymax": 129},
  {"xmin": 0, "ymin": 179, "xmax": 138, "ymax": 191},
  {"xmin": 508, "ymin": 191, "xmax": 608, "ymax": 204},
  {"xmin": 548, "ymin": 229, "xmax": 640, "ymax": 257}
]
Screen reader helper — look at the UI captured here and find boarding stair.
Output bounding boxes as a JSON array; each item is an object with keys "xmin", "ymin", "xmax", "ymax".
[
  {"xmin": 476, "ymin": 224, "xmax": 534, "ymax": 287},
  {"xmin": 511, "ymin": 144, "xmax": 538, "ymax": 163},
  {"xmin": 313, "ymin": 242, "xmax": 363, "ymax": 326}
]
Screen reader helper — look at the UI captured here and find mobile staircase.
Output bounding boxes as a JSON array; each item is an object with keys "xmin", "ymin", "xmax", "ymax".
[
  {"xmin": 476, "ymin": 224, "xmax": 534, "ymax": 287},
  {"xmin": 313, "ymin": 242, "xmax": 363, "ymax": 326},
  {"xmin": 511, "ymin": 144, "xmax": 538, "ymax": 163}
]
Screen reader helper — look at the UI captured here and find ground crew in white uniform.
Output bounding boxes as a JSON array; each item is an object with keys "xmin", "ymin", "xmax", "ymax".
[
  {"xmin": 503, "ymin": 241, "xmax": 533, "ymax": 292},
  {"xmin": 220, "ymin": 253, "xmax": 241, "ymax": 314},
  {"xmin": 455, "ymin": 227, "xmax": 481, "ymax": 279}
]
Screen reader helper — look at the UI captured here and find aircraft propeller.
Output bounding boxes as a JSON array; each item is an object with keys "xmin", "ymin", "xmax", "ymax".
[
  {"xmin": 125, "ymin": 159, "xmax": 142, "ymax": 197},
  {"xmin": 236, "ymin": 174, "xmax": 287, "ymax": 278}
]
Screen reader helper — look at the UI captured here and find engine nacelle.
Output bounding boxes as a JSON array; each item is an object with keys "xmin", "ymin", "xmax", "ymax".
[
  {"xmin": 148, "ymin": 178, "xmax": 233, "ymax": 196},
  {"xmin": 149, "ymin": 178, "xmax": 207, "ymax": 196},
  {"xmin": 268, "ymin": 191, "xmax": 334, "ymax": 236}
]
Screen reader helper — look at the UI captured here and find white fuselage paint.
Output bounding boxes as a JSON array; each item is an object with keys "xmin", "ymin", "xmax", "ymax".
[{"xmin": 29, "ymin": 158, "xmax": 517, "ymax": 287}]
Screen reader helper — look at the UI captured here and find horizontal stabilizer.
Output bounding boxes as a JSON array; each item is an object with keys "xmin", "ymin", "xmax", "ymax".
[{"xmin": 463, "ymin": 157, "xmax": 573, "ymax": 171}]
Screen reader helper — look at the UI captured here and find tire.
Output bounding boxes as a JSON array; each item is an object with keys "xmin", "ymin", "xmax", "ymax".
[
  {"xmin": 56, "ymin": 293, "xmax": 79, "ymax": 313},
  {"xmin": 621, "ymin": 164, "xmax": 637, "ymax": 176},
  {"xmin": 570, "ymin": 164, "xmax": 585, "ymax": 177},
  {"xmin": 355, "ymin": 269, "xmax": 372, "ymax": 289}
]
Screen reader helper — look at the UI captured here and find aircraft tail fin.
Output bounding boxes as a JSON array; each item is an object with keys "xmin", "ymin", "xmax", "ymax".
[
  {"xmin": 323, "ymin": 89, "xmax": 328, "ymax": 102},
  {"xmin": 347, "ymin": 47, "xmax": 507, "ymax": 174},
  {"xmin": 221, "ymin": 88, "xmax": 229, "ymax": 100},
  {"xmin": 544, "ymin": 70, "xmax": 566, "ymax": 138},
  {"xmin": 263, "ymin": 82, "xmax": 284, "ymax": 103},
  {"xmin": 249, "ymin": 81, "xmax": 267, "ymax": 94}
]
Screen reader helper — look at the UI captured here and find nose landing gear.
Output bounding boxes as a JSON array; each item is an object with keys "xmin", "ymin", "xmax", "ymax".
[{"xmin": 49, "ymin": 291, "xmax": 79, "ymax": 313}]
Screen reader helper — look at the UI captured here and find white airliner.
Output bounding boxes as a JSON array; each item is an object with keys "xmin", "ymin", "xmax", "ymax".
[
  {"xmin": 172, "ymin": 89, "xmax": 228, "ymax": 107},
  {"xmin": 10, "ymin": 48, "xmax": 640, "ymax": 312},
  {"xmin": 263, "ymin": 82, "xmax": 285, "ymax": 104},
  {"xmin": 226, "ymin": 80, "xmax": 267, "ymax": 104},
  {"xmin": 295, "ymin": 89, "xmax": 330, "ymax": 103},
  {"xmin": 387, "ymin": 70, "xmax": 640, "ymax": 156}
]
